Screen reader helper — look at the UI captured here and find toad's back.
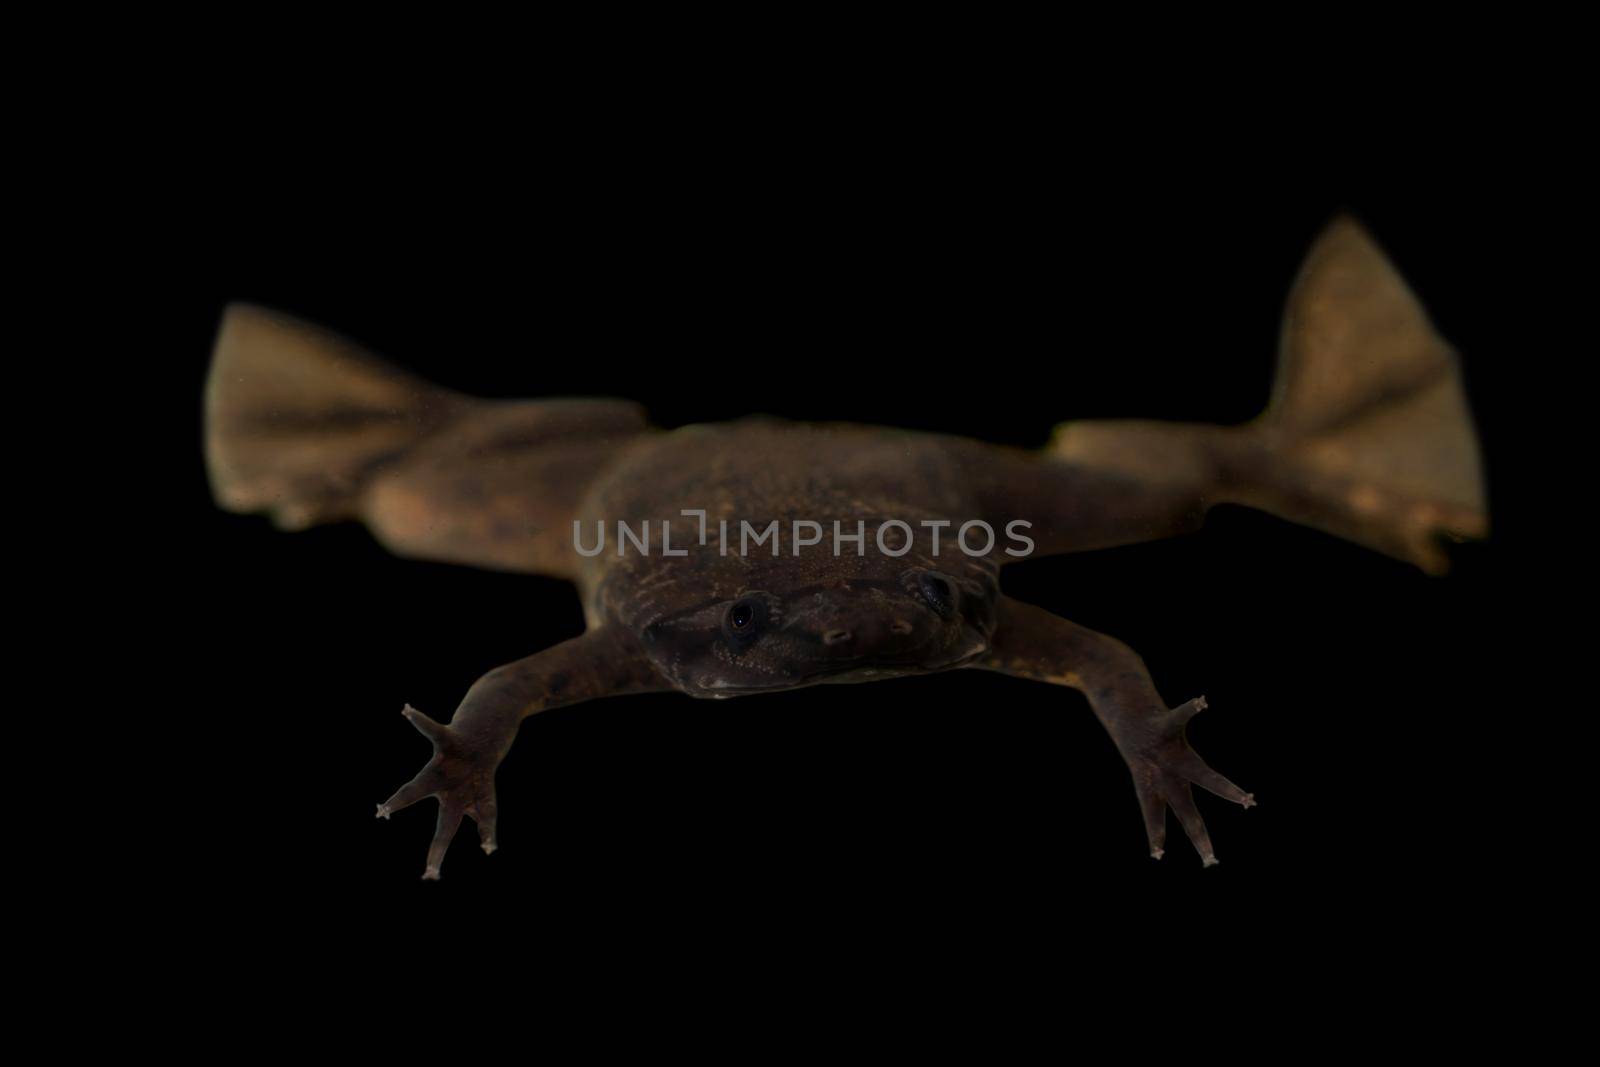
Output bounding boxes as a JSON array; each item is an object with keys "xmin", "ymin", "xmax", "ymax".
[{"xmin": 580, "ymin": 418, "xmax": 982, "ymax": 531}]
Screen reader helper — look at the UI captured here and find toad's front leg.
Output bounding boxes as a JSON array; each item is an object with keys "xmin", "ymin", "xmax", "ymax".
[
  {"xmin": 973, "ymin": 597, "xmax": 1254, "ymax": 864},
  {"xmin": 377, "ymin": 628, "xmax": 665, "ymax": 879}
]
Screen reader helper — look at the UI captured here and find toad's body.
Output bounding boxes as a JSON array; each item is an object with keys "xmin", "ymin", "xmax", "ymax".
[
  {"xmin": 206, "ymin": 219, "xmax": 1487, "ymax": 878},
  {"xmin": 583, "ymin": 421, "xmax": 1006, "ymax": 695}
]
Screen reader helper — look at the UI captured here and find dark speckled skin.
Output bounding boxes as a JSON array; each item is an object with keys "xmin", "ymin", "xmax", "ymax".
[{"xmin": 206, "ymin": 217, "xmax": 1487, "ymax": 878}]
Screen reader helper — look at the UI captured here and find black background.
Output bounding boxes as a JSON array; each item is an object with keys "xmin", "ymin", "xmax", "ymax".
[{"xmin": 164, "ymin": 129, "xmax": 1517, "ymax": 950}]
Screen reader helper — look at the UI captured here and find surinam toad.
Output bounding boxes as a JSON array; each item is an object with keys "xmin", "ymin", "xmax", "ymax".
[{"xmin": 205, "ymin": 218, "xmax": 1487, "ymax": 878}]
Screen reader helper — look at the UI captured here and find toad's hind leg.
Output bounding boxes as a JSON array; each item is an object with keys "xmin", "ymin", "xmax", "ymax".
[
  {"xmin": 205, "ymin": 303, "xmax": 654, "ymax": 578},
  {"xmin": 971, "ymin": 217, "xmax": 1488, "ymax": 573}
]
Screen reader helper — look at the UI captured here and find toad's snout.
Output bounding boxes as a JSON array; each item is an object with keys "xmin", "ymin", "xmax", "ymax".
[{"xmin": 788, "ymin": 589, "xmax": 932, "ymax": 659}]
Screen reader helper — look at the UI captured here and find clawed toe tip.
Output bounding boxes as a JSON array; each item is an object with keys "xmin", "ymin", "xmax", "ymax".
[
  {"xmin": 1202, "ymin": 855, "xmax": 1220, "ymax": 868},
  {"xmin": 1150, "ymin": 848, "xmax": 1164, "ymax": 861},
  {"xmin": 1241, "ymin": 794, "xmax": 1257, "ymax": 809},
  {"xmin": 481, "ymin": 841, "xmax": 497, "ymax": 855},
  {"xmin": 400, "ymin": 704, "xmax": 447, "ymax": 741},
  {"xmin": 375, "ymin": 804, "xmax": 391, "ymax": 820},
  {"xmin": 422, "ymin": 865, "xmax": 441, "ymax": 881}
]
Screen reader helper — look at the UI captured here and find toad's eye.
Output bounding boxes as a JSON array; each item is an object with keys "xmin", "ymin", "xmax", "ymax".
[
  {"xmin": 723, "ymin": 598, "xmax": 764, "ymax": 643},
  {"xmin": 918, "ymin": 572, "xmax": 956, "ymax": 618}
]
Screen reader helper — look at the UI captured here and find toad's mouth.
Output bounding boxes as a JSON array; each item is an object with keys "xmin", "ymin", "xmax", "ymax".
[{"xmin": 689, "ymin": 638, "xmax": 990, "ymax": 697}]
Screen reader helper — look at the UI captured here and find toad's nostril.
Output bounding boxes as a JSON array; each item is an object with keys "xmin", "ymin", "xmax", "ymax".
[
  {"xmin": 888, "ymin": 619, "xmax": 913, "ymax": 635},
  {"xmin": 822, "ymin": 629, "xmax": 853, "ymax": 646}
]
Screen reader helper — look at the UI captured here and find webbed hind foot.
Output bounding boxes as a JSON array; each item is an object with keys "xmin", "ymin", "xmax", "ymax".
[{"xmin": 1244, "ymin": 216, "xmax": 1488, "ymax": 574}]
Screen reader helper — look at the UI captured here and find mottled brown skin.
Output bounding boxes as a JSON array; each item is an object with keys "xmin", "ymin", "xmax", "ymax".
[{"xmin": 206, "ymin": 217, "xmax": 1487, "ymax": 878}]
